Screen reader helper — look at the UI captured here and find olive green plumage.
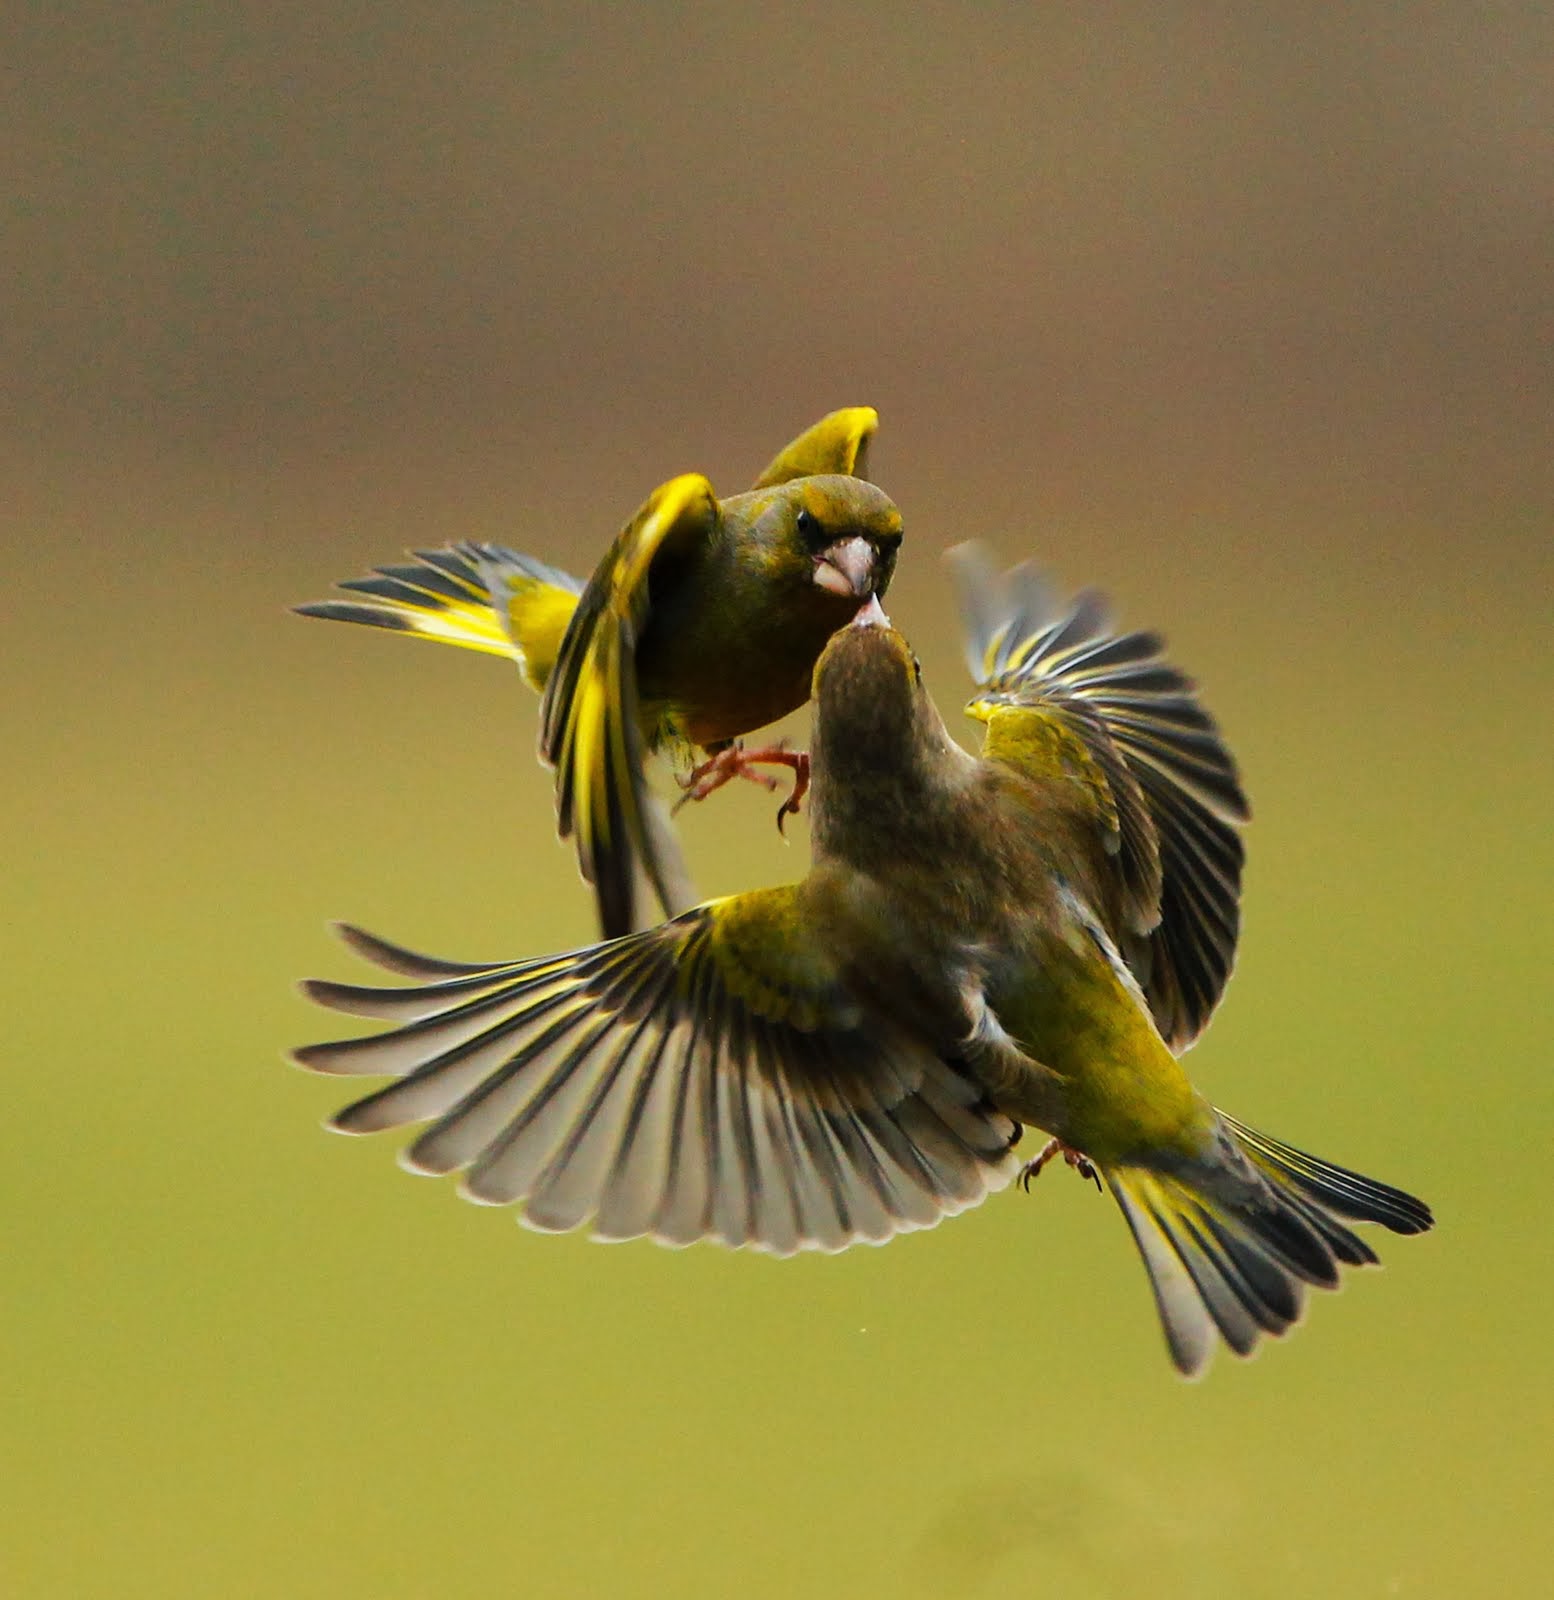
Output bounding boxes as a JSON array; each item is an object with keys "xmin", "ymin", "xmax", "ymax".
[
  {"xmin": 296, "ymin": 408, "xmax": 902, "ymax": 938},
  {"xmin": 540, "ymin": 464, "xmax": 900, "ymax": 938},
  {"xmin": 295, "ymin": 550, "xmax": 1431, "ymax": 1376}
]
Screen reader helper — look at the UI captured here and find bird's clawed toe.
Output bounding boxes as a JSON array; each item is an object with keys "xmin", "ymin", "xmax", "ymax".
[
  {"xmin": 674, "ymin": 742, "xmax": 811, "ymax": 830},
  {"xmin": 1020, "ymin": 1137, "xmax": 1102, "ymax": 1193}
]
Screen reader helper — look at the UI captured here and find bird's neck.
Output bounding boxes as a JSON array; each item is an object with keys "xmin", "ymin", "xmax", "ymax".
[{"xmin": 809, "ymin": 720, "xmax": 975, "ymax": 876}]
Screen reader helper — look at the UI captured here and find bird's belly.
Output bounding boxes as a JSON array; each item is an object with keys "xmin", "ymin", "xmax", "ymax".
[
  {"xmin": 999, "ymin": 961, "xmax": 1208, "ymax": 1161},
  {"xmin": 676, "ymin": 672, "xmax": 810, "ymax": 748},
  {"xmin": 643, "ymin": 617, "xmax": 837, "ymax": 751}
]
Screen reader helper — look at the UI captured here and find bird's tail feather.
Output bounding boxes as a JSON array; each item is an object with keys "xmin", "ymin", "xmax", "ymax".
[
  {"xmin": 295, "ymin": 543, "xmax": 582, "ymax": 692},
  {"xmin": 1105, "ymin": 1114, "xmax": 1432, "ymax": 1377}
]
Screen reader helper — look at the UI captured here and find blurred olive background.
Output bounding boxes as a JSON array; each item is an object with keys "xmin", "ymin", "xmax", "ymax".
[{"xmin": 6, "ymin": 4, "xmax": 1551, "ymax": 1596}]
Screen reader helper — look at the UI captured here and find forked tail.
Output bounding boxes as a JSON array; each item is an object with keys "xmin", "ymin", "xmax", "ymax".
[{"xmin": 1105, "ymin": 1113, "xmax": 1432, "ymax": 1376}]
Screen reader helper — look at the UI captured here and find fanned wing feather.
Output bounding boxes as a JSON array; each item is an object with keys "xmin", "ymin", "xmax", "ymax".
[
  {"xmin": 295, "ymin": 543, "xmax": 582, "ymax": 665},
  {"xmin": 749, "ymin": 407, "xmax": 878, "ymax": 488},
  {"xmin": 539, "ymin": 475, "xmax": 719, "ymax": 939},
  {"xmin": 294, "ymin": 892, "xmax": 1021, "ymax": 1253},
  {"xmin": 949, "ymin": 544, "xmax": 1250, "ymax": 1051},
  {"xmin": 298, "ymin": 541, "xmax": 694, "ymax": 930}
]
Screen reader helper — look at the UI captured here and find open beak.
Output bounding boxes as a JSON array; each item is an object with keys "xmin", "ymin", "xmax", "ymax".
[
  {"xmin": 813, "ymin": 535, "xmax": 877, "ymax": 599},
  {"xmin": 851, "ymin": 593, "xmax": 890, "ymax": 629}
]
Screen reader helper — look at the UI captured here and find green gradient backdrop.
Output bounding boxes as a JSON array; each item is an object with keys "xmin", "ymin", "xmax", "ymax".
[{"xmin": 6, "ymin": 6, "xmax": 1551, "ymax": 1596}]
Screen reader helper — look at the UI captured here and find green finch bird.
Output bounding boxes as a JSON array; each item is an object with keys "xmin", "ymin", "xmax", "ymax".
[
  {"xmin": 295, "ymin": 407, "xmax": 901, "ymax": 938},
  {"xmin": 293, "ymin": 554, "xmax": 1431, "ymax": 1376}
]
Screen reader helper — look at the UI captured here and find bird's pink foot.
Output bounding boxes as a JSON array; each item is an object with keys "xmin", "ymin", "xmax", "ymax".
[
  {"xmin": 1020, "ymin": 1137, "xmax": 1102, "ymax": 1193},
  {"xmin": 674, "ymin": 743, "xmax": 811, "ymax": 833}
]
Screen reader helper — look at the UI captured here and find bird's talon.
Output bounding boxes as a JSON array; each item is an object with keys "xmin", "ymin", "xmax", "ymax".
[
  {"xmin": 1019, "ymin": 1137, "xmax": 1100, "ymax": 1194},
  {"xmin": 775, "ymin": 751, "xmax": 810, "ymax": 837},
  {"xmin": 674, "ymin": 742, "xmax": 810, "ymax": 823}
]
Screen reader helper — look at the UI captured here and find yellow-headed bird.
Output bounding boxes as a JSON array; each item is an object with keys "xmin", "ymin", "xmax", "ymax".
[
  {"xmin": 294, "ymin": 555, "xmax": 1430, "ymax": 1376},
  {"xmin": 296, "ymin": 409, "xmax": 901, "ymax": 937}
]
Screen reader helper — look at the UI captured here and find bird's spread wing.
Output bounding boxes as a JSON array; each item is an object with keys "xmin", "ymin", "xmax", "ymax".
[
  {"xmin": 750, "ymin": 407, "xmax": 878, "ymax": 488},
  {"xmin": 539, "ymin": 474, "xmax": 719, "ymax": 938},
  {"xmin": 949, "ymin": 545, "xmax": 1250, "ymax": 1052},
  {"xmin": 295, "ymin": 545, "xmax": 530, "ymax": 660},
  {"xmin": 295, "ymin": 543, "xmax": 584, "ymax": 691},
  {"xmin": 294, "ymin": 890, "xmax": 1020, "ymax": 1253}
]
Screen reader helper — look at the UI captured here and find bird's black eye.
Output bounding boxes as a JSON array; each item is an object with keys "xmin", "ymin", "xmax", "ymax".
[
  {"xmin": 795, "ymin": 507, "xmax": 826, "ymax": 549},
  {"xmin": 911, "ymin": 654, "xmax": 923, "ymax": 683}
]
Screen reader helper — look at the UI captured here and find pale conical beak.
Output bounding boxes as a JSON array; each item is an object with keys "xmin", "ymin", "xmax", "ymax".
[
  {"xmin": 813, "ymin": 535, "xmax": 877, "ymax": 599},
  {"xmin": 851, "ymin": 593, "xmax": 890, "ymax": 629}
]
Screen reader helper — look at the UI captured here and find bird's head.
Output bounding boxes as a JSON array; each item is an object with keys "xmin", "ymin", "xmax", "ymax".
[
  {"xmin": 813, "ymin": 594, "xmax": 923, "ymax": 729},
  {"xmin": 794, "ymin": 475, "xmax": 903, "ymax": 603},
  {"xmin": 808, "ymin": 599, "xmax": 966, "ymax": 862},
  {"xmin": 734, "ymin": 475, "xmax": 902, "ymax": 609}
]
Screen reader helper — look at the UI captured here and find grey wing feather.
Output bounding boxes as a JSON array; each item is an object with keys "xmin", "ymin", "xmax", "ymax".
[
  {"xmin": 294, "ymin": 915, "xmax": 1020, "ymax": 1254},
  {"xmin": 949, "ymin": 542, "xmax": 1249, "ymax": 1050}
]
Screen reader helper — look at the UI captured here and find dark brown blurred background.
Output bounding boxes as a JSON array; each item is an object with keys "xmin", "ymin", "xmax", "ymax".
[{"xmin": 6, "ymin": 6, "xmax": 1550, "ymax": 1596}]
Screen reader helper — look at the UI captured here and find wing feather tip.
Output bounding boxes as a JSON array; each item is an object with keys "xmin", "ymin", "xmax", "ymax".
[
  {"xmin": 292, "ymin": 1039, "xmax": 355, "ymax": 1074},
  {"xmin": 326, "ymin": 1102, "xmax": 386, "ymax": 1135}
]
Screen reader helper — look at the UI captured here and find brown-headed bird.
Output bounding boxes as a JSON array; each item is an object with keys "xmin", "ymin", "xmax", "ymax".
[
  {"xmin": 293, "ymin": 554, "xmax": 1431, "ymax": 1376},
  {"xmin": 295, "ymin": 408, "xmax": 901, "ymax": 937}
]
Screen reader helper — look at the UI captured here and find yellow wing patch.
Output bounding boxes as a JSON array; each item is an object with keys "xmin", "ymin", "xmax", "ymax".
[
  {"xmin": 541, "ymin": 473, "xmax": 720, "ymax": 938},
  {"xmin": 485, "ymin": 571, "xmax": 582, "ymax": 693},
  {"xmin": 295, "ymin": 544, "xmax": 585, "ymax": 682},
  {"xmin": 697, "ymin": 888, "xmax": 854, "ymax": 1033},
  {"xmin": 969, "ymin": 699, "xmax": 1125, "ymax": 842},
  {"xmin": 750, "ymin": 407, "xmax": 878, "ymax": 488},
  {"xmin": 295, "ymin": 548, "xmax": 521, "ymax": 660}
]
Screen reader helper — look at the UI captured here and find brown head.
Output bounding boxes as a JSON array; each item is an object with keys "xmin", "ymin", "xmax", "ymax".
[{"xmin": 807, "ymin": 599, "xmax": 971, "ymax": 870}]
